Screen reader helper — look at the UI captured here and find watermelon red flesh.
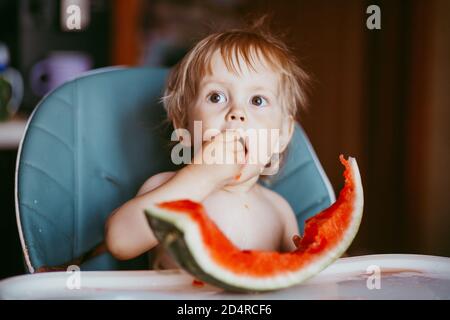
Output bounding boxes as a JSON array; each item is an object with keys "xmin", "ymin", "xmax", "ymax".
[{"xmin": 145, "ymin": 155, "xmax": 364, "ymax": 292}]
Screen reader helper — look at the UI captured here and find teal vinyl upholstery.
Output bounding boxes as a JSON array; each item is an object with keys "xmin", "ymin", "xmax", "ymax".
[{"xmin": 15, "ymin": 67, "xmax": 335, "ymax": 273}]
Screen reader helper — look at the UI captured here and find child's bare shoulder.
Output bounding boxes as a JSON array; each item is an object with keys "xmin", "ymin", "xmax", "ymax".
[{"xmin": 136, "ymin": 171, "xmax": 176, "ymax": 196}]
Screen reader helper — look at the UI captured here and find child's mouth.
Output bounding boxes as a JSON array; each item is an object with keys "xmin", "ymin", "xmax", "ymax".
[{"xmin": 239, "ymin": 137, "xmax": 248, "ymax": 158}]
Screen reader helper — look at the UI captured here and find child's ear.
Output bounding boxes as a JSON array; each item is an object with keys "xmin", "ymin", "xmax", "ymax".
[{"xmin": 279, "ymin": 115, "xmax": 295, "ymax": 153}]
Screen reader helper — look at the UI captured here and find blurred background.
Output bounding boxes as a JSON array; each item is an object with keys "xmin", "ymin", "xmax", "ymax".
[{"xmin": 0, "ymin": 0, "xmax": 448, "ymax": 279}]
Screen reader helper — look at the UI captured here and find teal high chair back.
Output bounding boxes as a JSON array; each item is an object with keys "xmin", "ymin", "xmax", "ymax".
[{"xmin": 15, "ymin": 67, "xmax": 335, "ymax": 273}]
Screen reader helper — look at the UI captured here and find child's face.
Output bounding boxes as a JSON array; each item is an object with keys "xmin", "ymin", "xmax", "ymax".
[{"xmin": 181, "ymin": 49, "xmax": 294, "ymax": 180}]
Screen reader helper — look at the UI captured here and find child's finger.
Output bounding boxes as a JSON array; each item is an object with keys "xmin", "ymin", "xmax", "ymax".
[
  {"xmin": 224, "ymin": 129, "xmax": 242, "ymax": 142},
  {"xmin": 223, "ymin": 140, "xmax": 245, "ymax": 165}
]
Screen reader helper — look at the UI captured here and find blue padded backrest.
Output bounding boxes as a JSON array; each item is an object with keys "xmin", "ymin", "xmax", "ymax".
[{"xmin": 16, "ymin": 67, "xmax": 335, "ymax": 273}]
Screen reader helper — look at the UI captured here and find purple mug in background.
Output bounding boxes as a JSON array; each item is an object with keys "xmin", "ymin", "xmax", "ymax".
[{"xmin": 30, "ymin": 51, "xmax": 93, "ymax": 97}]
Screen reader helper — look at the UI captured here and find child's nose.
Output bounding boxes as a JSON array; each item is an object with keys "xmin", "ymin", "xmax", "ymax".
[{"xmin": 226, "ymin": 109, "xmax": 246, "ymax": 122}]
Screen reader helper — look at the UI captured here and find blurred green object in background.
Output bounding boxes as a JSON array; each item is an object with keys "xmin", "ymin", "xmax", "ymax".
[{"xmin": 0, "ymin": 76, "xmax": 12, "ymax": 122}]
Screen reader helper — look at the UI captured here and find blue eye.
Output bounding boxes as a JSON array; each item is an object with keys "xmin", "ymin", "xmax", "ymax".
[
  {"xmin": 251, "ymin": 95, "xmax": 268, "ymax": 107},
  {"xmin": 208, "ymin": 92, "xmax": 227, "ymax": 104}
]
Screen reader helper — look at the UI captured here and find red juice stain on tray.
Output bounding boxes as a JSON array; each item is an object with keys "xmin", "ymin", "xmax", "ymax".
[{"xmin": 192, "ymin": 279, "xmax": 205, "ymax": 287}]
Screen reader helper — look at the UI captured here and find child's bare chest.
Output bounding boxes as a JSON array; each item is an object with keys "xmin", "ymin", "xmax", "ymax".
[
  {"xmin": 201, "ymin": 190, "xmax": 283, "ymax": 251},
  {"xmin": 153, "ymin": 188, "xmax": 284, "ymax": 270}
]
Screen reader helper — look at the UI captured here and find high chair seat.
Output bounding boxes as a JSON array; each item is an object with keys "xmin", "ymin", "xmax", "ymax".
[{"xmin": 15, "ymin": 67, "xmax": 335, "ymax": 273}]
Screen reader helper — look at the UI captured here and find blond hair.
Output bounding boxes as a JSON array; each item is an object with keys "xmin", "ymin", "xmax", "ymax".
[{"xmin": 160, "ymin": 17, "xmax": 311, "ymax": 181}]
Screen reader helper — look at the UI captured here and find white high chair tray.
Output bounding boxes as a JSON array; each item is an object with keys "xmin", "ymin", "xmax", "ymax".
[{"xmin": 1, "ymin": 254, "xmax": 449, "ymax": 300}]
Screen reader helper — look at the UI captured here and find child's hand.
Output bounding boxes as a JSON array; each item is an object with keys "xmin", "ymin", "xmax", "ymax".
[{"xmin": 189, "ymin": 130, "xmax": 246, "ymax": 188}]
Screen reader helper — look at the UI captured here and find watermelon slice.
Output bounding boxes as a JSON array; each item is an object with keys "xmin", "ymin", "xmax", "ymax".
[{"xmin": 144, "ymin": 155, "xmax": 364, "ymax": 292}]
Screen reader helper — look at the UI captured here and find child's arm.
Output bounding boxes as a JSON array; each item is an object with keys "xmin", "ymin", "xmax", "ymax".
[
  {"xmin": 105, "ymin": 131, "xmax": 246, "ymax": 260},
  {"xmin": 105, "ymin": 166, "xmax": 219, "ymax": 260}
]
